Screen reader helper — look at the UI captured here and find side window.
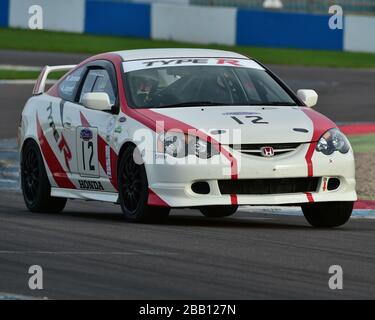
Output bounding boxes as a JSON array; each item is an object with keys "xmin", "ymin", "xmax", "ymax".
[
  {"xmin": 58, "ymin": 67, "xmax": 84, "ymax": 101},
  {"xmin": 80, "ymin": 71, "xmax": 97, "ymax": 100},
  {"xmin": 79, "ymin": 69, "xmax": 116, "ymax": 106}
]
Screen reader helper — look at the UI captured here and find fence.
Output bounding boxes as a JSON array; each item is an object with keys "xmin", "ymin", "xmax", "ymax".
[
  {"xmin": 1, "ymin": 0, "xmax": 375, "ymax": 53},
  {"xmin": 71, "ymin": 0, "xmax": 375, "ymax": 14},
  {"xmin": 191, "ymin": 0, "xmax": 375, "ymax": 14}
]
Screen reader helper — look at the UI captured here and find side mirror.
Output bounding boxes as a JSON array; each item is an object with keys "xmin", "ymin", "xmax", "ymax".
[
  {"xmin": 81, "ymin": 92, "xmax": 112, "ymax": 111},
  {"xmin": 297, "ymin": 89, "xmax": 318, "ymax": 108}
]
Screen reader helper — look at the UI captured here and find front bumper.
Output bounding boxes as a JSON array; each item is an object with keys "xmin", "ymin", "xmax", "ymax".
[{"xmin": 145, "ymin": 144, "xmax": 357, "ymax": 207}]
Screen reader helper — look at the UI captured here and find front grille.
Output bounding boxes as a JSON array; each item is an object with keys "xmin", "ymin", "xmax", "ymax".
[
  {"xmin": 229, "ymin": 143, "xmax": 302, "ymax": 156},
  {"xmin": 218, "ymin": 178, "xmax": 319, "ymax": 195}
]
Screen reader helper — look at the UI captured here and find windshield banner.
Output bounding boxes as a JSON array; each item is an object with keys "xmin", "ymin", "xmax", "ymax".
[{"xmin": 122, "ymin": 58, "xmax": 265, "ymax": 73}]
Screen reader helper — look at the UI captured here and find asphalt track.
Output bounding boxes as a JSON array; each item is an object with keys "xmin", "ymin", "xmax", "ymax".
[{"xmin": 0, "ymin": 50, "xmax": 375, "ymax": 299}]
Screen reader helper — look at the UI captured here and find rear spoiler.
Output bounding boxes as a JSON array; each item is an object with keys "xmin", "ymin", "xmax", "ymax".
[{"xmin": 32, "ymin": 65, "xmax": 76, "ymax": 95}]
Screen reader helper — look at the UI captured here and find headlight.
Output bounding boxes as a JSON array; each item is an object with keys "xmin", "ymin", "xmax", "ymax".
[
  {"xmin": 158, "ymin": 132, "xmax": 218, "ymax": 158},
  {"xmin": 316, "ymin": 128, "xmax": 350, "ymax": 155},
  {"xmin": 158, "ymin": 132, "xmax": 187, "ymax": 158}
]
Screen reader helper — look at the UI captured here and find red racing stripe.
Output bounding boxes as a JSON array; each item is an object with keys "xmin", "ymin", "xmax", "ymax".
[
  {"xmin": 148, "ymin": 188, "xmax": 169, "ymax": 207},
  {"xmin": 305, "ymin": 192, "xmax": 314, "ymax": 203},
  {"xmin": 80, "ymin": 112, "xmax": 90, "ymax": 127},
  {"xmin": 36, "ymin": 114, "xmax": 76, "ymax": 189},
  {"xmin": 97, "ymin": 135, "xmax": 118, "ymax": 190},
  {"xmin": 301, "ymin": 108, "xmax": 336, "ymax": 177},
  {"xmin": 97, "ymin": 135, "xmax": 107, "ymax": 176},
  {"xmin": 230, "ymin": 194, "xmax": 238, "ymax": 205}
]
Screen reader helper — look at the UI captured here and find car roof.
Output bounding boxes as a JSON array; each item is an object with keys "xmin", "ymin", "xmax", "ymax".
[{"xmin": 112, "ymin": 48, "xmax": 249, "ymax": 61}]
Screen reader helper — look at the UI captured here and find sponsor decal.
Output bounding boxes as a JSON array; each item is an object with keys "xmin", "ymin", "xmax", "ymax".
[
  {"xmin": 143, "ymin": 58, "xmax": 211, "ymax": 67},
  {"xmin": 46, "ymin": 103, "xmax": 72, "ymax": 171},
  {"xmin": 105, "ymin": 145, "xmax": 112, "ymax": 179},
  {"xmin": 47, "ymin": 102, "xmax": 60, "ymax": 142},
  {"xmin": 114, "ymin": 126, "xmax": 122, "ymax": 134},
  {"xmin": 80, "ymin": 128, "xmax": 93, "ymax": 141},
  {"xmin": 59, "ymin": 100, "xmax": 65, "ymax": 123},
  {"xmin": 78, "ymin": 180, "xmax": 104, "ymax": 191},
  {"xmin": 231, "ymin": 115, "xmax": 269, "ymax": 125},
  {"xmin": 223, "ymin": 112, "xmax": 259, "ymax": 116},
  {"xmin": 123, "ymin": 59, "xmax": 264, "ymax": 73},
  {"xmin": 106, "ymin": 117, "xmax": 116, "ymax": 142}
]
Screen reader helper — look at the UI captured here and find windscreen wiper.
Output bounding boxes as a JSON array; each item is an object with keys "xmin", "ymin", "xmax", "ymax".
[
  {"xmin": 252, "ymin": 102, "xmax": 298, "ymax": 106},
  {"xmin": 158, "ymin": 101, "xmax": 226, "ymax": 108}
]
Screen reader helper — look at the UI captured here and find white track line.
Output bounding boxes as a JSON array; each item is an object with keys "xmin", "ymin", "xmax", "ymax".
[
  {"xmin": 0, "ymin": 79, "xmax": 57, "ymax": 85},
  {"xmin": 0, "ymin": 250, "xmax": 177, "ymax": 256},
  {"xmin": 241, "ymin": 206, "xmax": 375, "ymax": 219},
  {"xmin": 0, "ymin": 64, "xmax": 41, "ymax": 71},
  {"xmin": 0, "ymin": 292, "xmax": 46, "ymax": 300}
]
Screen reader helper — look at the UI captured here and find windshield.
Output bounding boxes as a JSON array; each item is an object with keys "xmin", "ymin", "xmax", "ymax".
[{"xmin": 124, "ymin": 62, "xmax": 298, "ymax": 109}]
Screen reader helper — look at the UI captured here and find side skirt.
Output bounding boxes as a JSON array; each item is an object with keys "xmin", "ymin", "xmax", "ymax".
[{"xmin": 51, "ymin": 188, "xmax": 119, "ymax": 203}]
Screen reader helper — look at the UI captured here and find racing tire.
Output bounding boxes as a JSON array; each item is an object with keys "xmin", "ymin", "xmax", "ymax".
[
  {"xmin": 301, "ymin": 201, "xmax": 354, "ymax": 228},
  {"xmin": 118, "ymin": 145, "xmax": 170, "ymax": 223},
  {"xmin": 21, "ymin": 140, "xmax": 67, "ymax": 213},
  {"xmin": 200, "ymin": 205, "xmax": 238, "ymax": 218}
]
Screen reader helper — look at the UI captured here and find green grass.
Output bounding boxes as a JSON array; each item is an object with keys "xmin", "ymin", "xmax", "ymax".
[
  {"xmin": 359, "ymin": 195, "xmax": 375, "ymax": 201},
  {"xmin": 348, "ymin": 134, "xmax": 375, "ymax": 153},
  {"xmin": 1, "ymin": 28, "xmax": 375, "ymax": 68},
  {"xmin": 0, "ymin": 69, "xmax": 65, "ymax": 80}
]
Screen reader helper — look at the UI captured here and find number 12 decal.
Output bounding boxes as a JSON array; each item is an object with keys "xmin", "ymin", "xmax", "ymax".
[
  {"xmin": 82, "ymin": 141, "xmax": 95, "ymax": 171},
  {"xmin": 77, "ymin": 127, "xmax": 99, "ymax": 177},
  {"xmin": 231, "ymin": 115, "xmax": 269, "ymax": 125}
]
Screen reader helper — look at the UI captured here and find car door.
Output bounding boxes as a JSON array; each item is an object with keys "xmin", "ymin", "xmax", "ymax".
[
  {"xmin": 62, "ymin": 61, "xmax": 119, "ymax": 192},
  {"xmin": 51, "ymin": 66, "xmax": 85, "ymax": 177}
]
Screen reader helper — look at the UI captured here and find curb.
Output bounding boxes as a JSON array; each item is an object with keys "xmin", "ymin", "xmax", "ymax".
[
  {"xmin": 339, "ymin": 123, "xmax": 375, "ymax": 136},
  {"xmin": 355, "ymin": 200, "xmax": 375, "ymax": 210}
]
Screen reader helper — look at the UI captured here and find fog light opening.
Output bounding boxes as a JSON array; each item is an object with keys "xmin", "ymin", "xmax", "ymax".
[
  {"xmin": 191, "ymin": 182, "xmax": 210, "ymax": 195},
  {"xmin": 327, "ymin": 178, "xmax": 340, "ymax": 191}
]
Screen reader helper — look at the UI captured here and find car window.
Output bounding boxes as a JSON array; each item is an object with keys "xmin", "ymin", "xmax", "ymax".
[
  {"xmin": 58, "ymin": 67, "xmax": 84, "ymax": 101},
  {"xmin": 124, "ymin": 65, "xmax": 297, "ymax": 108},
  {"xmin": 79, "ymin": 69, "xmax": 116, "ymax": 106}
]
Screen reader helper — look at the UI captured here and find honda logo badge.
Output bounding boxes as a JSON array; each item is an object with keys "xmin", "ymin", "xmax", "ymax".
[{"xmin": 261, "ymin": 146, "xmax": 274, "ymax": 157}]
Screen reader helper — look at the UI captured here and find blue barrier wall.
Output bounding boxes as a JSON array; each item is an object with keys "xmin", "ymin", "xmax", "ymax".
[
  {"xmin": 85, "ymin": 1, "xmax": 150, "ymax": 38},
  {"xmin": 5, "ymin": 1, "xmax": 371, "ymax": 52},
  {"xmin": 236, "ymin": 9, "xmax": 343, "ymax": 50},
  {"xmin": 0, "ymin": 0, "xmax": 9, "ymax": 27}
]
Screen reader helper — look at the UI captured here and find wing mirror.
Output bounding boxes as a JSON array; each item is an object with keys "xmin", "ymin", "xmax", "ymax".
[
  {"xmin": 81, "ymin": 92, "xmax": 112, "ymax": 111},
  {"xmin": 297, "ymin": 89, "xmax": 318, "ymax": 108}
]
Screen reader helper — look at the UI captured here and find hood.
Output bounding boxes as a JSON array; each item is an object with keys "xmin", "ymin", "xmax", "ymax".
[{"xmin": 136, "ymin": 105, "xmax": 336, "ymax": 144}]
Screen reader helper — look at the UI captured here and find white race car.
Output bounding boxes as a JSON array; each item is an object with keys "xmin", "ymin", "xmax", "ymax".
[{"xmin": 19, "ymin": 49, "xmax": 356, "ymax": 227}]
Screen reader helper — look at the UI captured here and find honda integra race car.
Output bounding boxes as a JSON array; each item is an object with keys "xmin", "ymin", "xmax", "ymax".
[{"xmin": 19, "ymin": 49, "xmax": 356, "ymax": 227}]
